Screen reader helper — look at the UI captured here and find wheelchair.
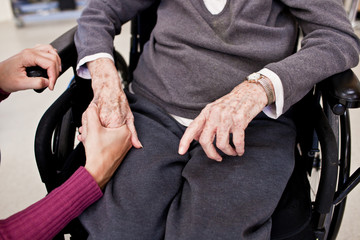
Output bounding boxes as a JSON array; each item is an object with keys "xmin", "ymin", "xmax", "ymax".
[{"xmin": 30, "ymin": 1, "xmax": 360, "ymax": 239}]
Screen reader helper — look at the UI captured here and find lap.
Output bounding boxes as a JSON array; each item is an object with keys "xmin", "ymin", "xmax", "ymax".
[
  {"xmin": 80, "ymin": 93, "xmax": 297, "ymax": 240},
  {"xmin": 80, "ymin": 93, "xmax": 189, "ymax": 239},
  {"xmin": 165, "ymin": 114, "xmax": 296, "ymax": 239}
]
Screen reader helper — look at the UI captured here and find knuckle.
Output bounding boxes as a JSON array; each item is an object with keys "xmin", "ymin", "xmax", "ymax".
[
  {"xmin": 233, "ymin": 120, "xmax": 246, "ymax": 130},
  {"xmin": 46, "ymin": 45, "xmax": 54, "ymax": 51},
  {"xmin": 232, "ymin": 115, "xmax": 244, "ymax": 126},
  {"xmin": 49, "ymin": 54, "xmax": 58, "ymax": 63},
  {"xmin": 233, "ymin": 138, "xmax": 243, "ymax": 147},
  {"xmin": 216, "ymin": 142, "xmax": 227, "ymax": 151},
  {"xmin": 215, "ymin": 135, "xmax": 226, "ymax": 147},
  {"xmin": 22, "ymin": 48, "xmax": 32, "ymax": 55},
  {"xmin": 199, "ymin": 137, "xmax": 207, "ymax": 146},
  {"xmin": 126, "ymin": 113, "xmax": 134, "ymax": 122},
  {"xmin": 201, "ymin": 105, "xmax": 212, "ymax": 117},
  {"xmin": 199, "ymin": 135, "xmax": 211, "ymax": 147}
]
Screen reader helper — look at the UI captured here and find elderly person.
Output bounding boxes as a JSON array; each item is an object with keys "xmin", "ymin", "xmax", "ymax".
[{"xmin": 75, "ymin": 0, "xmax": 360, "ymax": 239}]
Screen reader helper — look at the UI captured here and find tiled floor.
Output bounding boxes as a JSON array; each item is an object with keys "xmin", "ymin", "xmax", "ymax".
[{"xmin": 0, "ymin": 19, "xmax": 359, "ymax": 239}]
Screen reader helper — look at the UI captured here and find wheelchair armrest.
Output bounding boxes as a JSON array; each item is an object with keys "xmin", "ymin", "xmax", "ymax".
[
  {"xmin": 27, "ymin": 26, "xmax": 78, "ymax": 92},
  {"xmin": 321, "ymin": 69, "xmax": 360, "ymax": 115}
]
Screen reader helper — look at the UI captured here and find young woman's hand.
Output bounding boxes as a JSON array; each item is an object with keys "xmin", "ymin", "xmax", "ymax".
[
  {"xmin": 79, "ymin": 103, "xmax": 132, "ymax": 189},
  {"xmin": 0, "ymin": 44, "xmax": 61, "ymax": 93}
]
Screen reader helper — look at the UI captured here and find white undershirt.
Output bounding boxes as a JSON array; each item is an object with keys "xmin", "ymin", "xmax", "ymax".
[{"xmin": 203, "ymin": 0, "xmax": 227, "ymax": 15}]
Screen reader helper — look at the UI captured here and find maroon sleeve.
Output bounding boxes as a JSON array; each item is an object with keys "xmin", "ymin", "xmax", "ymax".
[
  {"xmin": 0, "ymin": 167, "xmax": 103, "ymax": 240},
  {"xmin": 0, "ymin": 89, "xmax": 10, "ymax": 102}
]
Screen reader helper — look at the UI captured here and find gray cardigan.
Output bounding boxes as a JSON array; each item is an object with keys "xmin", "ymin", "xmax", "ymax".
[{"xmin": 75, "ymin": 0, "xmax": 360, "ymax": 119}]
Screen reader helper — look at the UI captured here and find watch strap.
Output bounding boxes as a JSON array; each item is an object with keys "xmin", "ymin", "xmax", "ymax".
[{"xmin": 246, "ymin": 73, "xmax": 275, "ymax": 106}]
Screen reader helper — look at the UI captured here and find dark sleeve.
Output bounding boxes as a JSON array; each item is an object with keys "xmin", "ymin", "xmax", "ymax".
[
  {"xmin": 75, "ymin": 0, "xmax": 157, "ymax": 63},
  {"xmin": 266, "ymin": 0, "xmax": 360, "ymax": 113}
]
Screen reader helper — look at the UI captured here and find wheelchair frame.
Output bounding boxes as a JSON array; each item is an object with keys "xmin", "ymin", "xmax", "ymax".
[{"xmin": 30, "ymin": 2, "xmax": 360, "ymax": 239}]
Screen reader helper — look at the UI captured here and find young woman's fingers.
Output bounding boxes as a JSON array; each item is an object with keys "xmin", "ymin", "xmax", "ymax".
[{"xmin": 20, "ymin": 77, "xmax": 49, "ymax": 91}]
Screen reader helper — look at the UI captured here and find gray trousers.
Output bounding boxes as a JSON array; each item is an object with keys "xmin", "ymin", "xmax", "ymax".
[{"xmin": 79, "ymin": 92, "xmax": 296, "ymax": 240}]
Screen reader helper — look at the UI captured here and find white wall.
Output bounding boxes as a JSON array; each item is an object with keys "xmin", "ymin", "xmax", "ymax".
[{"xmin": 0, "ymin": 1, "xmax": 13, "ymax": 22}]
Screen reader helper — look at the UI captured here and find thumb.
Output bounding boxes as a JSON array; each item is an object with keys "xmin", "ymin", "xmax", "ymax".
[{"xmin": 85, "ymin": 103, "xmax": 102, "ymax": 133}]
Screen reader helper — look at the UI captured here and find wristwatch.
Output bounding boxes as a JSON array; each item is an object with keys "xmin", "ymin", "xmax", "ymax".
[{"xmin": 246, "ymin": 73, "xmax": 275, "ymax": 106}]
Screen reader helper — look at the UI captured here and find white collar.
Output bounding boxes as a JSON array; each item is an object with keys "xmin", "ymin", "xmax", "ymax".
[{"xmin": 203, "ymin": 0, "xmax": 227, "ymax": 15}]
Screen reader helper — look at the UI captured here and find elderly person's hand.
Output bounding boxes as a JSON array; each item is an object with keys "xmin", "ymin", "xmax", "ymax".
[
  {"xmin": 0, "ymin": 44, "xmax": 61, "ymax": 92},
  {"xmin": 79, "ymin": 103, "xmax": 132, "ymax": 189},
  {"xmin": 178, "ymin": 81, "xmax": 270, "ymax": 162},
  {"xmin": 86, "ymin": 58, "xmax": 142, "ymax": 149}
]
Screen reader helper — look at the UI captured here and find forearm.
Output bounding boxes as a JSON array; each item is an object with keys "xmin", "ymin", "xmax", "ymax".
[
  {"xmin": 0, "ymin": 167, "xmax": 102, "ymax": 240},
  {"xmin": 87, "ymin": 58, "xmax": 124, "ymax": 98},
  {"xmin": 268, "ymin": 0, "xmax": 360, "ymax": 112},
  {"xmin": 75, "ymin": 0, "xmax": 156, "ymax": 63}
]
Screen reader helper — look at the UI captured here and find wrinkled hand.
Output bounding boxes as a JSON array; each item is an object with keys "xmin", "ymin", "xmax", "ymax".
[
  {"xmin": 178, "ymin": 81, "xmax": 269, "ymax": 162},
  {"xmin": 79, "ymin": 103, "xmax": 132, "ymax": 189},
  {"xmin": 87, "ymin": 58, "xmax": 142, "ymax": 148},
  {"xmin": 0, "ymin": 44, "xmax": 61, "ymax": 92}
]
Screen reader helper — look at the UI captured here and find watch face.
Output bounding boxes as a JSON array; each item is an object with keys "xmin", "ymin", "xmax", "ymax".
[{"xmin": 247, "ymin": 73, "xmax": 261, "ymax": 81}]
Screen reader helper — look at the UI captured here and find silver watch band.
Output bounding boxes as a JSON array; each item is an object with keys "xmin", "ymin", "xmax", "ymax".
[{"xmin": 246, "ymin": 73, "xmax": 275, "ymax": 106}]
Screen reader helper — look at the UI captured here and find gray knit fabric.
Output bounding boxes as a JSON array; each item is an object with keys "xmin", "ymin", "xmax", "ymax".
[
  {"xmin": 79, "ymin": 91, "xmax": 296, "ymax": 240},
  {"xmin": 75, "ymin": 0, "xmax": 360, "ymax": 118}
]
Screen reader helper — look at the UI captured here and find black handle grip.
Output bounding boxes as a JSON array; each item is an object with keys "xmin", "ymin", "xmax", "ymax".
[{"xmin": 26, "ymin": 66, "xmax": 48, "ymax": 93}]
